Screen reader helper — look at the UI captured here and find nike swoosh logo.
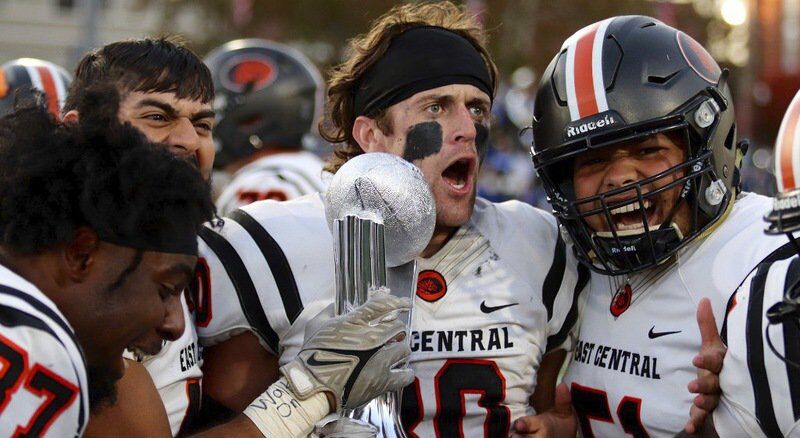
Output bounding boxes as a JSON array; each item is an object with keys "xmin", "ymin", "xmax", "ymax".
[
  {"xmin": 480, "ymin": 301, "xmax": 519, "ymax": 314},
  {"xmin": 306, "ymin": 352, "xmax": 350, "ymax": 367},
  {"xmin": 648, "ymin": 325, "xmax": 682, "ymax": 339}
]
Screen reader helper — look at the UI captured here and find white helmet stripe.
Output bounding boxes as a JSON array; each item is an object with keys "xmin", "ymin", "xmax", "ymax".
[
  {"xmin": 592, "ymin": 18, "xmax": 613, "ymax": 115},
  {"xmin": 564, "ymin": 40, "xmax": 579, "ymax": 121},
  {"xmin": 23, "ymin": 65, "xmax": 43, "ymax": 92}
]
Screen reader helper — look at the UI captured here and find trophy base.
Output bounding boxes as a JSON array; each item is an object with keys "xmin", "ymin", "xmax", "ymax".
[
  {"xmin": 343, "ymin": 392, "xmax": 408, "ymax": 438},
  {"xmin": 312, "ymin": 415, "xmax": 378, "ymax": 438}
]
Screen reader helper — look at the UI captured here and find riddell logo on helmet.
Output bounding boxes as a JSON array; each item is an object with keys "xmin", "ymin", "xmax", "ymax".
[
  {"xmin": 564, "ymin": 111, "xmax": 622, "ymax": 140},
  {"xmin": 773, "ymin": 192, "xmax": 800, "ymax": 211}
]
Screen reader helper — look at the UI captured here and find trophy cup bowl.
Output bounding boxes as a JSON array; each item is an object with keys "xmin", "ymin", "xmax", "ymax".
[{"xmin": 325, "ymin": 152, "xmax": 435, "ymax": 266}]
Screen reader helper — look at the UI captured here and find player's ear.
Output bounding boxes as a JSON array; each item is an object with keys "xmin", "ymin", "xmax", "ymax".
[
  {"xmin": 61, "ymin": 110, "xmax": 79, "ymax": 125},
  {"xmin": 63, "ymin": 227, "xmax": 100, "ymax": 282},
  {"xmin": 353, "ymin": 115, "xmax": 388, "ymax": 153}
]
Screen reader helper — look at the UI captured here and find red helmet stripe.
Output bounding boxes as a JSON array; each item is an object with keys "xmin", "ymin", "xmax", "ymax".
[
  {"xmin": 776, "ymin": 91, "xmax": 800, "ymax": 192},
  {"xmin": 564, "ymin": 18, "xmax": 613, "ymax": 121},
  {"xmin": 574, "ymin": 24, "xmax": 600, "ymax": 118},
  {"xmin": 35, "ymin": 66, "xmax": 59, "ymax": 118}
]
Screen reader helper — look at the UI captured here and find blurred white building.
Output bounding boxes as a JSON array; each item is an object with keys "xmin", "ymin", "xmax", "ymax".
[{"xmin": 0, "ymin": 0, "xmax": 206, "ymax": 70}]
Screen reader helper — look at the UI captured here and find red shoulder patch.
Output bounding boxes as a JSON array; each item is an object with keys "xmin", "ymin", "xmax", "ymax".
[{"xmin": 416, "ymin": 270, "xmax": 447, "ymax": 303}]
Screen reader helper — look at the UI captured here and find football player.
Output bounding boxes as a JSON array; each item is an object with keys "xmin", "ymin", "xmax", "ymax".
[
  {"xmin": 195, "ymin": 2, "xmax": 586, "ymax": 436},
  {"xmin": 523, "ymin": 15, "xmax": 788, "ymax": 437},
  {"xmin": 0, "ymin": 57, "xmax": 71, "ymax": 118},
  {"xmin": 65, "ymin": 37, "xmax": 414, "ymax": 438},
  {"xmin": 0, "ymin": 95, "xmax": 411, "ymax": 438},
  {"xmin": 61, "ymin": 37, "xmax": 217, "ymax": 436},
  {"xmin": 713, "ymin": 90, "xmax": 800, "ymax": 437},
  {"xmin": 206, "ymin": 39, "xmax": 327, "ymax": 215},
  {"xmin": 0, "ymin": 94, "xmax": 214, "ymax": 436}
]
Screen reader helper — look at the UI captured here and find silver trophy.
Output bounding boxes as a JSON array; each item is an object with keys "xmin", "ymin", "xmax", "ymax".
[{"xmin": 324, "ymin": 153, "xmax": 436, "ymax": 438}]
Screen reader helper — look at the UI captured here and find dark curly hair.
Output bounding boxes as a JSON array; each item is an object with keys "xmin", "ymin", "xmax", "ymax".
[
  {"xmin": 0, "ymin": 89, "xmax": 215, "ymax": 255},
  {"xmin": 63, "ymin": 36, "xmax": 214, "ymax": 113}
]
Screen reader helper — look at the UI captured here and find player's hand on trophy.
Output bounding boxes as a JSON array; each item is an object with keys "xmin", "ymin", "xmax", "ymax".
[
  {"xmin": 511, "ymin": 383, "xmax": 577, "ymax": 438},
  {"xmin": 280, "ymin": 288, "xmax": 414, "ymax": 413},
  {"xmin": 684, "ymin": 298, "xmax": 725, "ymax": 434}
]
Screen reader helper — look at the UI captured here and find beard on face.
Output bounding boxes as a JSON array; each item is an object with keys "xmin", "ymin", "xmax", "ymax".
[
  {"xmin": 184, "ymin": 152, "xmax": 199, "ymax": 169},
  {"xmin": 87, "ymin": 365, "xmax": 119, "ymax": 412}
]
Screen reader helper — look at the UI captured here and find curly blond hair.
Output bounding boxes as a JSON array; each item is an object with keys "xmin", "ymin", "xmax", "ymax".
[{"xmin": 320, "ymin": 1, "xmax": 498, "ymax": 173}]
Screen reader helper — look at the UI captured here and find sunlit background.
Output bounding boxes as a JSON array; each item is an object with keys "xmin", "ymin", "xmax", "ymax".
[{"xmin": 0, "ymin": 0, "xmax": 794, "ymax": 206}]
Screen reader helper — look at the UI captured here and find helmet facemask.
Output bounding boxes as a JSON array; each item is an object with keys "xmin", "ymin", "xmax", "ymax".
[{"xmin": 534, "ymin": 90, "xmax": 733, "ymax": 275}]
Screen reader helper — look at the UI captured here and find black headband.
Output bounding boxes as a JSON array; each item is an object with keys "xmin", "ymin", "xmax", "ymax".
[
  {"xmin": 353, "ymin": 26, "xmax": 493, "ymax": 117},
  {"xmin": 96, "ymin": 227, "xmax": 199, "ymax": 256}
]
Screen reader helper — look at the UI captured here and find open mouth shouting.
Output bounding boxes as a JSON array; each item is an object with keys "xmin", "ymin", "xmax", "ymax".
[
  {"xmin": 593, "ymin": 196, "xmax": 667, "ymax": 237},
  {"xmin": 441, "ymin": 156, "xmax": 475, "ymax": 194},
  {"xmin": 607, "ymin": 199, "xmax": 656, "ymax": 232}
]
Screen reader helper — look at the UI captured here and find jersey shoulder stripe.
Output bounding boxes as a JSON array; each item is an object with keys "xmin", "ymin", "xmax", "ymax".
[
  {"xmin": 0, "ymin": 284, "xmax": 80, "ymax": 352},
  {"xmin": 244, "ymin": 152, "xmax": 326, "ymax": 192},
  {"xmin": 250, "ymin": 165, "xmax": 325, "ymax": 193},
  {"xmin": 228, "ymin": 209, "xmax": 303, "ymax": 324},
  {"xmin": 233, "ymin": 152, "xmax": 326, "ymax": 195},
  {"xmin": 718, "ymin": 252, "xmax": 800, "ymax": 437},
  {"xmin": 721, "ymin": 239, "xmax": 797, "ymax": 343},
  {"xmin": 546, "ymin": 262, "xmax": 589, "ymax": 353},
  {"xmin": 542, "ymin": 235, "xmax": 567, "ymax": 322},
  {"xmin": 0, "ymin": 285, "xmax": 88, "ymax": 434},
  {"xmin": 198, "ymin": 225, "xmax": 280, "ymax": 352},
  {"xmin": 778, "ymin": 257, "xmax": 800, "ymax": 421},
  {"xmin": 746, "ymin": 262, "xmax": 782, "ymax": 436},
  {"xmin": 196, "ymin": 194, "xmax": 333, "ymax": 359}
]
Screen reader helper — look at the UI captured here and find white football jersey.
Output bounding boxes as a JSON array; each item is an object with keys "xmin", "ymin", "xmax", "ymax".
[
  {"xmin": 134, "ymin": 294, "xmax": 202, "ymax": 436},
  {"xmin": 0, "ymin": 263, "xmax": 89, "ymax": 437},
  {"xmin": 715, "ymin": 251, "xmax": 800, "ymax": 437},
  {"xmin": 196, "ymin": 195, "xmax": 586, "ymax": 437},
  {"xmin": 215, "ymin": 151, "xmax": 326, "ymax": 216},
  {"xmin": 563, "ymin": 192, "xmax": 787, "ymax": 437},
  {"xmin": 401, "ymin": 198, "xmax": 586, "ymax": 437},
  {"xmin": 195, "ymin": 193, "xmax": 333, "ymax": 360}
]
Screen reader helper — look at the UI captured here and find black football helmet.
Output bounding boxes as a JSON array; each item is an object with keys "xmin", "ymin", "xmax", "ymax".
[
  {"xmin": 531, "ymin": 16, "xmax": 744, "ymax": 275},
  {"xmin": 0, "ymin": 58, "xmax": 71, "ymax": 118},
  {"xmin": 204, "ymin": 39, "xmax": 324, "ymax": 169},
  {"xmin": 764, "ymin": 90, "xmax": 800, "ymax": 369},
  {"xmin": 766, "ymin": 90, "xmax": 800, "ymax": 236}
]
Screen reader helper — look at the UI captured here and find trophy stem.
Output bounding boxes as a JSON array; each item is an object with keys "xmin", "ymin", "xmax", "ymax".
[{"xmin": 332, "ymin": 216, "xmax": 413, "ymax": 438}]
